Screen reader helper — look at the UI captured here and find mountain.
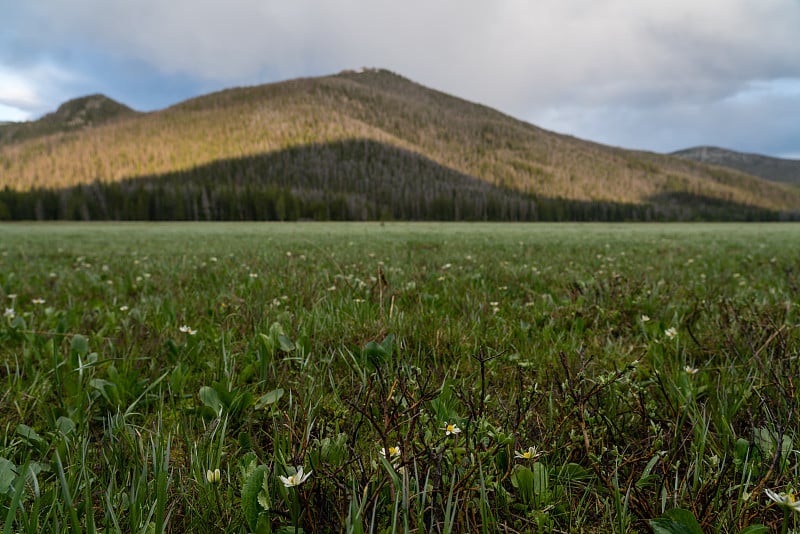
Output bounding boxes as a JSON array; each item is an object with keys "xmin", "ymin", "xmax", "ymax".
[
  {"xmin": 671, "ymin": 146, "xmax": 800, "ymax": 186},
  {"xmin": 0, "ymin": 68, "xmax": 798, "ymax": 221},
  {"xmin": 0, "ymin": 94, "xmax": 137, "ymax": 146}
]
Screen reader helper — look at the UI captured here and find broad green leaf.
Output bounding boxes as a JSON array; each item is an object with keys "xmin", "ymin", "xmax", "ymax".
[
  {"xmin": 379, "ymin": 334, "xmax": 394, "ymax": 355},
  {"xmin": 754, "ymin": 427, "xmax": 792, "ymax": 458},
  {"xmin": 268, "ymin": 322, "xmax": 285, "ymax": 338},
  {"xmin": 199, "ymin": 386, "xmax": 223, "ymax": 416},
  {"xmin": 363, "ymin": 340, "xmax": 390, "ymax": 358},
  {"xmin": 55, "ymin": 416, "xmax": 76, "ymax": 435},
  {"xmin": 242, "ymin": 464, "xmax": 267, "ymax": 531},
  {"xmin": 637, "ymin": 453, "xmax": 664, "ymax": 488},
  {"xmin": 511, "ymin": 465, "xmax": 535, "ymax": 504},
  {"xmin": 90, "ymin": 378, "xmax": 120, "ymax": 405},
  {"xmin": 739, "ymin": 525, "xmax": 768, "ymax": 534},
  {"xmin": 255, "ymin": 388, "xmax": 284, "ymax": 410},
  {"xmin": 317, "ymin": 433, "xmax": 348, "ymax": 467},
  {"xmin": 734, "ymin": 438, "xmax": 750, "ymax": 465},
  {"xmin": 531, "ymin": 462, "xmax": 548, "ymax": 495},
  {"xmin": 258, "ymin": 467, "xmax": 271, "ymax": 511},
  {"xmin": 362, "ymin": 336, "xmax": 392, "ymax": 368},
  {"xmin": 239, "ymin": 452, "xmax": 259, "ymax": 480},
  {"xmin": 10, "ymin": 315, "xmax": 26, "ymax": 330},
  {"xmin": 16, "ymin": 424, "xmax": 43, "ymax": 444},
  {"xmin": 0, "ymin": 457, "xmax": 16, "ymax": 494},
  {"xmin": 650, "ymin": 509, "xmax": 704, "ymax": 534},
  {"xmin": 71, "ymin": 334, "xmax": 89, "ymax": 356},
  {"xmin": 277, "ymin": 334, "xmax": 295, "ymax": 352},
  {"xmin": 557, "ymin": 462, "xmax": 592, "ymax": 482}
]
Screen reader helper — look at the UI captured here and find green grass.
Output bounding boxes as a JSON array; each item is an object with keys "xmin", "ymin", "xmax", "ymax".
[{"xmin": 1, "ymin": 222, "xmax": 800, "ymax": 532}]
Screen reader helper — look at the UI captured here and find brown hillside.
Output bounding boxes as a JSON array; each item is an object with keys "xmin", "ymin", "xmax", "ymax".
[{"xmin": 1, "ymin": 68, "xmax": 798, "ymax": 213}]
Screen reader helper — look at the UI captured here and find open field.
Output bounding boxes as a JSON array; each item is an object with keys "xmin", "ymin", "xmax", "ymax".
[{"xmin": 1, "ymin": 222, "xmax": 800, "ymax": 533}]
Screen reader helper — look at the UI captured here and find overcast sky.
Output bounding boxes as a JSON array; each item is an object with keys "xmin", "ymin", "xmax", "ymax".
[{"xmin": 2, "ymin": 0, "xmax": 800, "ymax": 158}]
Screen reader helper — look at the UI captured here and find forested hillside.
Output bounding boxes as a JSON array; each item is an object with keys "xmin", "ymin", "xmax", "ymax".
[
  {"xmin": 1, "ymin": 69, "xmax": 798, "ymax": 221},
  {"xmin": 672, "ymin": 146, "xmax": 800, "ymax": 185}
]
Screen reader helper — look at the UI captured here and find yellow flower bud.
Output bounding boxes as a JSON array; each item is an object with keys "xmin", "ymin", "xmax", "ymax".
[{"xmin": 206, "ymin": 468, "xmax": 221, "ymax": 484}]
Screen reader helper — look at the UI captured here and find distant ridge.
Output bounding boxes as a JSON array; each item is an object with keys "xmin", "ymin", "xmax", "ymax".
[
  {"xmin": 671, "ymin": 146, "xmax": 800, "ymax": 186},
  {"xmin": 0, "ymin": 94, "xmax": 137, "ymax": 145},
  {"xmin": 0, "ymin": 69, "xmax": 799, "ymax": 221}
]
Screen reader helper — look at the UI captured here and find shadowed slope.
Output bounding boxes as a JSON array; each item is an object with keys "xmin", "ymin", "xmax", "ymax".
[{"xmin": 1, "ymin": 139, "xmax": 791, "ymax": 222}]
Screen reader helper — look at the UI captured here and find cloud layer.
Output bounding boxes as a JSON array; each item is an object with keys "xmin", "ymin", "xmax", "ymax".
[{"xmin": 2, "ymin": 0, "xmax": 799, "ymax": 156}]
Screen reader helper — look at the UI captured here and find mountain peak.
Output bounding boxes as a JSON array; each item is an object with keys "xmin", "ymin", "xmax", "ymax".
[
  {"xmin": 46, "ymin": 94, "xmax": 136, "ymax": 128},
  {"xmin": 672, "ymin": 146, "xmax": 800, "ymax": 185},
  {"xmin": 0, "ymin": 94, "xmax": 137, "ymax": 146}
]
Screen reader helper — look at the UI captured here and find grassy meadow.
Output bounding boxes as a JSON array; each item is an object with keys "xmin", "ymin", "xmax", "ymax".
[{"xmin": 1, "ymin": 222, "xmax": 800, "ymax": 533}]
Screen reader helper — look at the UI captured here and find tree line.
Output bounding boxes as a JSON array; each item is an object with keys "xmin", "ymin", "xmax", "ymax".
[
  {"xmin": 0, "ymin": 139, "xmax": 793, "ymax": 222},
  {"xmin": 0, "ymin": 182, "xmax": 790, "ymax": 222}
]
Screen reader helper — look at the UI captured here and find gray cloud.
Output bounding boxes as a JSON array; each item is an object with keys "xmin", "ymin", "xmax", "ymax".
[
  {"xmin": 3, "ymin": 0, "xmax": 799, "ymax": 155},
  {"xmin": 533, "ymin": 80, "xmax": 800, "ymax": 155}
]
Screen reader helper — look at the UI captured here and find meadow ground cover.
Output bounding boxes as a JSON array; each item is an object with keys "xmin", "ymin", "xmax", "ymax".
[{"xmin": 1, "ymin": 222, "xmax": 799, "ymax": 533}]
